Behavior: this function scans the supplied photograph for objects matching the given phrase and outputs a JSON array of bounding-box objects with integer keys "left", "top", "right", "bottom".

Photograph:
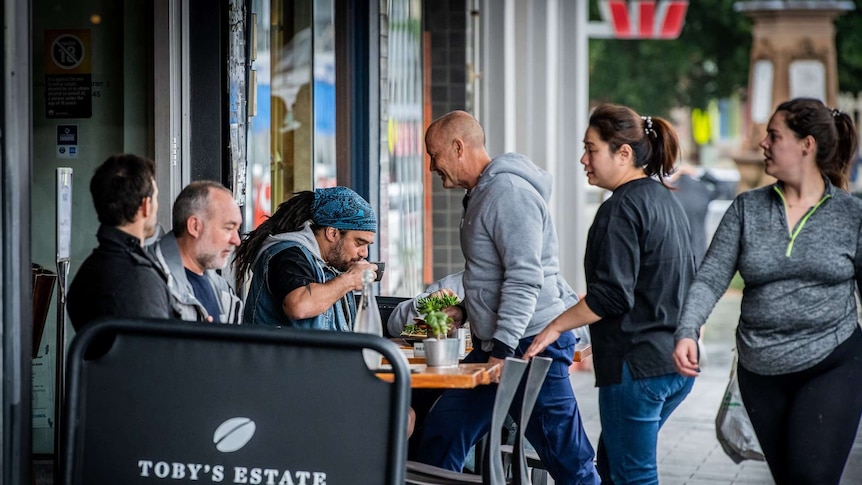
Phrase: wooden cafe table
[
  {"left": 377, "top": 338, "right": 592, "bottom": 389},
  {"left": 375, "top": 337, "right": 497, "bottom": 388},
  {"left": 376, "top": 361, "right": 501, "bottom": 389},
  {"left": 382, "top": 338, "right": 591, "bottom": 364}
]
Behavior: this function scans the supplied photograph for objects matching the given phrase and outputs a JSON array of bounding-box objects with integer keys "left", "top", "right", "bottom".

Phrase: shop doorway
[{"left": 30, "top": 0, "right": 159, "bottom": 472}]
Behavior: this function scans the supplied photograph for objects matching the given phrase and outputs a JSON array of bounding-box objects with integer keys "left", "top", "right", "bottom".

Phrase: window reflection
[
  {"left": 271, "top": 1, "right": 313, "bottom": 200},
  {"left": 246, "top": 0, "right": 335, "bottom": 232},
  {"left": 245, "top": 0, "right": 426, "bottom": 297},
  {"left": 246, "top": 0, "right": 272, "bottom": 229},
  {"left": 313, "top": 0, "right": 336, "bottom": 188},
  {"left": 384, "top": 0, "right": 424, "bottom": 296}
]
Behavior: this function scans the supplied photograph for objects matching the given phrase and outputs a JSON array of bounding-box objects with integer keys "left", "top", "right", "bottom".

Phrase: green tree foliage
[
  {"left": 588, "top": 0, "right": 862, "bottom": 116},
  {"left": 589, "top": 0, "right": 751, "bottom": 116},
  {"left": 836, "top": 0, "right": 862, "bottom": 94}
]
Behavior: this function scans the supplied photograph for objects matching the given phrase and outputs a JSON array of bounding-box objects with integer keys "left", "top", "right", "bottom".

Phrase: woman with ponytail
[
  {"left": 525, "top": 103, "right": 697, "bottom": 484},
  {"left": 672, "top": 98, "right": 862, "bottom": 484}
]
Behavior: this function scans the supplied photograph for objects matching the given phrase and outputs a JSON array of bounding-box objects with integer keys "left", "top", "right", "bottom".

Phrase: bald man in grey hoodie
[{"left": 416, "top": 110, "right": 599, "bottom": 484}]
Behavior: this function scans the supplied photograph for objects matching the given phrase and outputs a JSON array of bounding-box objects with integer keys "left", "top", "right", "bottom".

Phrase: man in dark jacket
[{"left": 68, "top": 153, "right": 175, "bottom": 331}]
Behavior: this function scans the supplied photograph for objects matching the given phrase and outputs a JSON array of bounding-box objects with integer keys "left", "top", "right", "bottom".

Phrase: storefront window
[
  {"left": 383, "top": 0, "right": 424, "bottom": 296},
  {"left": 246, "top": 0, "right": 425, "bottom": 295},
  {"left": 246, "top": 0, "right": 273, "bottom": 227},
  {"left": 313, "top": 0, "right": 336, "bottom": 188},
  {"left": 246, "top": 0, "right": 336, "bottom": 230}
]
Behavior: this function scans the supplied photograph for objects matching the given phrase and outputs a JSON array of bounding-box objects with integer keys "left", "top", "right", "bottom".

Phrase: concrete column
[{"left": 476, "top": 0, "right": 588, "bottom": 291}]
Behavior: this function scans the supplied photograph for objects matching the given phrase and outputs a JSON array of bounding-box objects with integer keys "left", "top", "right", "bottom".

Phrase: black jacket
[
  {"left": 68, "top": 225, "right": 174, "bottom": 331},
  {"left": 584, "top": 178, "right": 696, "bottom": 386}
]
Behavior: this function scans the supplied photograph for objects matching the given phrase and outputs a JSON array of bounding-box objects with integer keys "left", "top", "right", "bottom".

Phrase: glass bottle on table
[{"left": 354, "top": 268, "right": 382, "bottom": 369}]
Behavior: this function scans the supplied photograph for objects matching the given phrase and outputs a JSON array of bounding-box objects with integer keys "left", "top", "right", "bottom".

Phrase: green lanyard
[{"left": 773, "top": 186, "right": 831, "bottom": 257}]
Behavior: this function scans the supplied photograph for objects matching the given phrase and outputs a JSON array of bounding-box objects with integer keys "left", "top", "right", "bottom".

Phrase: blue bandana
[{"left": 312, "top": 186, "right": 377, "bottom": 232}]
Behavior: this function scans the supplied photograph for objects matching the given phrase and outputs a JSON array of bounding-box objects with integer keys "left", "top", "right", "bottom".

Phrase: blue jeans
[
  {"left": 416, "top": 332, "right": 600, "bottom": 485},
  {"left": 596, "top": 362, "right": 694, "bottom": 485}
]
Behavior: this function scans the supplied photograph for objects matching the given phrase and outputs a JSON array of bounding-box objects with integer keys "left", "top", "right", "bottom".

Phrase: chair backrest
[
  {"left": 377, "top": 296, "right": 411, "bottom": 336},
  {"left": 511, "top": 356, "right": 552, "bottom": 484},
  {"left": 404, "top": 357, "right": 532, "bottom": 485},
  {"left": 482, "top": 357, "right": 529, "bottom": 485},
  {"left": 62, "top": 318, "right": 411, "bottom": 485}
]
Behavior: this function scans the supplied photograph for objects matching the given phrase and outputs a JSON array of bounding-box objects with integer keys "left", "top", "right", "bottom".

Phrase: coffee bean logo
[{"left": 213, "top": 417, "right": 256, "bottom": 452}]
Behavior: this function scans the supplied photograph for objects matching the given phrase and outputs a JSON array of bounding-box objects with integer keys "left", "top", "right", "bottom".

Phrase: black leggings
[{"left": 737, "top": 326, "right": 862, "bottom": 485}]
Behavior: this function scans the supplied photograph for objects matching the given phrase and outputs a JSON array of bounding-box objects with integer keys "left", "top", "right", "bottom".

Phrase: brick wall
[{"left": 424, "top": 0, "right": 468, "bottom": 282}]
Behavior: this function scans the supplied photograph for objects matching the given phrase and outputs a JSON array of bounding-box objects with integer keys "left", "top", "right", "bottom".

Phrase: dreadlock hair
[{"left": 233, "top": 190, "right": 317, "bottom": 285}]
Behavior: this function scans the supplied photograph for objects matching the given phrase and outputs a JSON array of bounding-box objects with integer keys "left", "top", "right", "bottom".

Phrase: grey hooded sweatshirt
[
  {"left": 461, "top": 152, "right": 571, "bottom": 356},
  {"left": 149, "top": 232, "right": 243, "bottom": 323}
]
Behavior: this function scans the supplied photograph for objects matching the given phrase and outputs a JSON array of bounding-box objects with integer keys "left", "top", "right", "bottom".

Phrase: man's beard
[
  {"left": 196, "top": 251, "right": 224, "bottom": 272},
  {"left": 195, "top": 244, "right": 230, "bottom": 270},
  {"left": 325, "top": 238, "right": 352, "bottom": 272}
]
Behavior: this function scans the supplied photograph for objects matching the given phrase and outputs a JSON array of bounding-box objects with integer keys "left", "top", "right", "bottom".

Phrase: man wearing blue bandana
[{"left": 233, "top": 186, "right": 379, "bottom": 330}]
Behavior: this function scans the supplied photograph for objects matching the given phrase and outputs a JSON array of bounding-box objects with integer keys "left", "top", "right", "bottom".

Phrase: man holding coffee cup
[
  {"left": 233, "top": 186, "right": 380, "bottom": 331},
  {"left": 233, "top": 187, "right": 416, "bottom": 435}
]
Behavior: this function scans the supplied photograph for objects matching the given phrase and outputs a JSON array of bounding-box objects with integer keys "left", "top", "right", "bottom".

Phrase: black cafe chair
[
  {"left": 502, "top": 356, "right": 553, "bottom": 484},
  {"left": 61, "top": 318, "right": 411, "bottom": 485},
  {"left": 404, "top": 356, "right": 551, "bottom": 485},
  {"left": 502, "top": 447, "right": 551, "bottom": 485}
]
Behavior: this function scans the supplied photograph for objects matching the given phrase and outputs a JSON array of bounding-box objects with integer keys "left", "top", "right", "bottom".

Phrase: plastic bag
[{"left": 715, "top": 352, "right": 765, "bottom": 463}]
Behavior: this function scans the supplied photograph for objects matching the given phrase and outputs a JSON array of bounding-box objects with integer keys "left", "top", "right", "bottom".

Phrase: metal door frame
[
  {"left": 154, "top": 0, "right": 190, "bottom": 230},
  {"left": 2, "top": 0, "right": 33, "bottom": 483}
]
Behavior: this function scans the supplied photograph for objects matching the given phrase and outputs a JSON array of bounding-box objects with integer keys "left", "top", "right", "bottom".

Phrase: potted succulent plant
[{"left": 417, "top": 294, "right": 461, "bottom": 367}]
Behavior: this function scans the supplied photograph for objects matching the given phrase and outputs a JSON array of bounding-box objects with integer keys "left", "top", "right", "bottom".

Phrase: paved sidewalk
[{"left": 568, "top": 290, "right": 862, "bottom": 485}]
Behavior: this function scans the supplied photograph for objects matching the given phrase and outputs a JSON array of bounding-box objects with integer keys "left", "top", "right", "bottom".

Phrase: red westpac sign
[{"left": 599, "top": 0, "right": 688, "bottom": 39}]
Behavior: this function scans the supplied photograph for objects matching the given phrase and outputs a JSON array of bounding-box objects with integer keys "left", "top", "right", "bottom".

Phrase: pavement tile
[{"left": 661, "top": 474, "right": 742, "bottom": 485}]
